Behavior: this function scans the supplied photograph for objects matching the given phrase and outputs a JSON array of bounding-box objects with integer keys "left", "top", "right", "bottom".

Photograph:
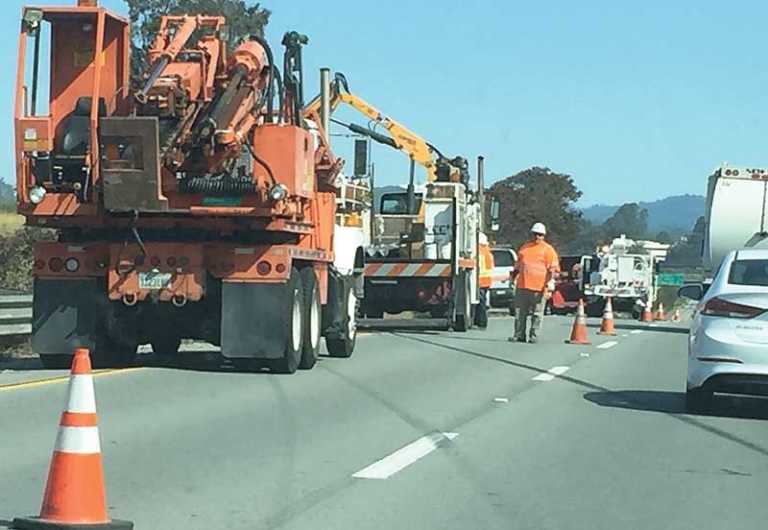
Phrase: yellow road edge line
[{"left": 0, "top": 367, "right": 145, "bottom": 392}]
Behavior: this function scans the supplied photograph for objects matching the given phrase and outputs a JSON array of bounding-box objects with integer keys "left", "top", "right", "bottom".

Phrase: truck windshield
[
  {"left": 728, "top": 259, "right": 768, "bottom": 286},
  {"left": 380, "top": 193, "right": 422, "bottom": 215},
  {"left": 491, "top": 250, "right": 514, "bottom": 267}
]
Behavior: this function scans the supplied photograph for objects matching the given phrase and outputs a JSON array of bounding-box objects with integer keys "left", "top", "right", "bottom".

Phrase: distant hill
[{"left": 581, "top": 194, "right": 705, "bottom": 232}]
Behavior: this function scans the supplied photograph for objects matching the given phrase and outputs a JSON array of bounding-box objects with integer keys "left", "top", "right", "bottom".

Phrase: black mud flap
[
  {"left": 32, "top": 278, "right": 105, "bottom": 355},
  {"left": 220, "top": 281, "right": 287, "bottom": 359},
  {"left": 321, "top": 270, "right": 347, "bottom": 340}
]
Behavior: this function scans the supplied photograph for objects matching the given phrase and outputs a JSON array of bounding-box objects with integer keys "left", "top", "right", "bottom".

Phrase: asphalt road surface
[{"left": 2, "top": 315, "right": 767, "bottom": 529}]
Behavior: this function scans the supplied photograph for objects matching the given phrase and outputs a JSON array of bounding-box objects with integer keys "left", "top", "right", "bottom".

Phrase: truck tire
[
  {"left": 453, "top": 273, "right": 472, "bottom": 332},
  {"left": 272, "top": 268, "right": 304, "bottom": 374},
  {"left": 39, "top": 354, "right": 74, "bottom": 369},
  {"left": 326, "top": 279, "right": 357, "bottom": 358},
  {"left": 299, "top": 267, "right": 321, "bottom": 370},
  {"left": 151, "top": 334, "right": 181, "bottom": 357}
]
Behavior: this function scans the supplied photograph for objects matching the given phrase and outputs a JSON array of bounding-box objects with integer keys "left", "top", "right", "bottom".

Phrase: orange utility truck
[{"left": 15, "top": 1, "right": 365, "bottom": 372}]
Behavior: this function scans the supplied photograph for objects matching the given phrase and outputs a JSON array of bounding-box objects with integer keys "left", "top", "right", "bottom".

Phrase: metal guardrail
[{"left": 0, "top": 293, "right": 32, "bottom": 338}]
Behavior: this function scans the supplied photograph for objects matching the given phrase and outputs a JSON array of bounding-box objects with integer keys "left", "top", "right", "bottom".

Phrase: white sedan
[{"left": 679, "top": 249, "right": 768, "bottom": 412}]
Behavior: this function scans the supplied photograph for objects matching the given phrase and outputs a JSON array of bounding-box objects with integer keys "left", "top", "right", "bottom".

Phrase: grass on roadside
[{"left": 0, "top": 212, "right": 24, "bottom": 236}]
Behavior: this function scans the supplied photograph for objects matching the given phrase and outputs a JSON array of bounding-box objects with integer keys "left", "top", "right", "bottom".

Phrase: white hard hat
[
  {"left": 478, "top": 232, "right": 488, "bottom": 245},
  {"left": 531, "top": 222, "right": 546, "bottom": 235}
]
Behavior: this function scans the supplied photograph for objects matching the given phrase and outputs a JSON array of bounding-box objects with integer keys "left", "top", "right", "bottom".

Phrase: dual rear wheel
[{"left": 273, "top": 267, "right": 355, "bottom": 373}]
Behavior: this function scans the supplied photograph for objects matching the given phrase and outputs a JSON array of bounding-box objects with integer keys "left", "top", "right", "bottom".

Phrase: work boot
[
  {"left": 528, "top": 335, "right": 538, "bottom": 344},
  {"left": 508, "top": 336, "right": 526, "bottom": 343}
]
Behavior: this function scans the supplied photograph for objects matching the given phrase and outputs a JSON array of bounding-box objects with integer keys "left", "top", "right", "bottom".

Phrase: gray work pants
[{"left": 514, "top": 288, "right": 546, "bottom": 340}]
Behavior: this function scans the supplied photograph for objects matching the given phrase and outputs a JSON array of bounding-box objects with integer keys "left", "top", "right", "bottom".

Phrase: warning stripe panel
[{"left": 365, "top": 263, "right": 451, "bottom": 277}]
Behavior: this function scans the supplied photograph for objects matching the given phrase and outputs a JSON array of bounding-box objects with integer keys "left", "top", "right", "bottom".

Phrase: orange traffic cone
[
  {"left": 566, "top": 300, "right": 591, "bottom": 345},
  {"left": 671, "top": 308, "right": 681, "bottom": 322},
  {"left": 655, "top": 302, "right": 666, "bottom": 321},
  {"left": 641, "top": 303, "right": 654, "bottom": 323},
  {"left": 13, "top": 348, "right": 133, "bottom": 530},
  {"left": 598, "top": 297, "right": 616, "bottom": 336}
]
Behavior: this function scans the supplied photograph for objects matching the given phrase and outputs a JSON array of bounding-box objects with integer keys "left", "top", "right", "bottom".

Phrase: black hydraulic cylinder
[
  {"left": 407, "top": 158, "right": 416, "bottom": 214},
  {"left": 135, "top": 56, "right": 170, "bottom": 103},
  {"left": 346, "top": 123, "right": 398, "bottom": 149}
]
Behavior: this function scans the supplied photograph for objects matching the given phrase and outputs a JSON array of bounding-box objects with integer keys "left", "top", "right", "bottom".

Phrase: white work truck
[{"left": 580, "top": 235, "right": 658, "bottom": 317}]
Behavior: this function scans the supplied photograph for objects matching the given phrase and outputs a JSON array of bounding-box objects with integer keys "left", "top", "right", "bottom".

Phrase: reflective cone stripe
[
  {"left": 655, "top": 302, "right": 666, "bottom": 321},
  {"left": 38, "top": 348, "right": 110, "bottom": 525},
  {"left": 567, "top": 300, "right": 591, "bottom": 345},
  {"left": 672, "top": 309, "right": 681, "bottom": 322},
  {"left": 598, "top": 297, "right": 616, "bottom": 335}
]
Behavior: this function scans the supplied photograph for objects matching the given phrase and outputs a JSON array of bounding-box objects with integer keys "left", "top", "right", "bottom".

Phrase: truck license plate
[{"left": 139, "top": 272, "right": 172, "bottom": 290}]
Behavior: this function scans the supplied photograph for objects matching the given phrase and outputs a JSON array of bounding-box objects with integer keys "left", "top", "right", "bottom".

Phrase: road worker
[
  {"left": 509, "top": 222, "right": 560, "bottom": 343},
  {"left": 475, "top": 232, "right": 494, "bottom": 328}
]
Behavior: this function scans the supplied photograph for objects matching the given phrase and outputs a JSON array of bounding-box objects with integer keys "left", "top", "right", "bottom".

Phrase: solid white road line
[
  {"left": 630, "top": 330, "right": 644, "bottom": 335},
  {"left": 353, "top": 432, "right": 459, "bottom": 480},
  {"left": 597, "top": 341, "right": 618, "bottom": 349},
  {"left": 532, "top": 366, "right": 570, "bottom": 382}
]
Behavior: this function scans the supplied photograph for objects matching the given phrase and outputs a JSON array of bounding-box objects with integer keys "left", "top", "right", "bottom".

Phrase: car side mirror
[{"left": 678, "top": 284, "right": 703, "bottom": 301}]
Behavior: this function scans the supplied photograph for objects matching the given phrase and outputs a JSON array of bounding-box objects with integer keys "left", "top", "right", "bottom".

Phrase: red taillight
[
  {"left": 256, "top": 261, "right": 272, "bottom": 276},
  {"left": 166, "top": 256, "right": 177, "bottom": 268},
  {"left": 49, "top": 257, "right": 63, "bottom": 272},
  {"left": 275, "top": 263, "right": 286, "bottom": 274},
  {"left": 702, "top": 297, "right": 764, "bottom": 319},
  {"left": 34, "top": 259, "right": 45, "bottom": 270}
]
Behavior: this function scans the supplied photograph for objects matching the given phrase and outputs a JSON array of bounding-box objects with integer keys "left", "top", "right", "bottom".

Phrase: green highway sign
[{"left": 657, "top": 273, "right": 685, "bottom": 286}]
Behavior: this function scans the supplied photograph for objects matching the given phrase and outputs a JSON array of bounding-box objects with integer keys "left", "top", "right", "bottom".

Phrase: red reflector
[
  {"left": 49, "top": 257, "right": 63, "bottom": 272},
  {"left": 256, "top": 261, "right": 272, "bottom": 275},
  {"left": 34, "top": 259, "right": 45, "bottom": 270},
  {"left": 275, "top": 263, "right": 286, "bottom": 273},
  {"left": 166, "top": 256, "right": 177, "bottom": 267},
  {"left": 702, "top": 297, "right": 764, "bottom": 318}
]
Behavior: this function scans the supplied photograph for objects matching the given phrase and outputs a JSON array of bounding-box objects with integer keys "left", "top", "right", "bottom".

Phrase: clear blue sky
[{"left": 3, "top": 0, "right": 768, "bottom": 206}]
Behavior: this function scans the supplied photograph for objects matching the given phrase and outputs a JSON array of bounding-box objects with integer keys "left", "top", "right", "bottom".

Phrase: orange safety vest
[
  {"left": 515, "top": 240, "right": 559, "bottom": 292},
  {"left": 479, "top": 243, "right": 494, "bottom": 289}
]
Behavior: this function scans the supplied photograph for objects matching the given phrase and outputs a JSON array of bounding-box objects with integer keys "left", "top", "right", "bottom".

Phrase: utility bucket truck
[
  {"left": 14, "top": 1, "right": 367, "bottom": 371},
  {"left": 580, "top": 236, "right": 658, "bottom": 317},
  {"left": 306, "top": 74, "right": 499, "bottom": 331}
]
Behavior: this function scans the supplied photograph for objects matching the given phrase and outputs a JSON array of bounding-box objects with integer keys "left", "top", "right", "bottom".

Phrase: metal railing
[{"left": 0, "top": 292, "right": 32, "bottom": 338}]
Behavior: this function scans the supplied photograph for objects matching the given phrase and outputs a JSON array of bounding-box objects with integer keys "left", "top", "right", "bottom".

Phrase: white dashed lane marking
[
  {"left": 353, "top": 432, "right": 459, "bottom": 480},
  {"left": 532, "top": 366, "right": 570, "bottom": 382},
  {"left": 597, "top": 341, "right": 618, "bottom": 349}
]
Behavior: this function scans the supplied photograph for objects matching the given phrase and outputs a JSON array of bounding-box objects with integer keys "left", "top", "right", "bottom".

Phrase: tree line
[{"left": 488, "top": 166, "right": 703, "bottom": 264}]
